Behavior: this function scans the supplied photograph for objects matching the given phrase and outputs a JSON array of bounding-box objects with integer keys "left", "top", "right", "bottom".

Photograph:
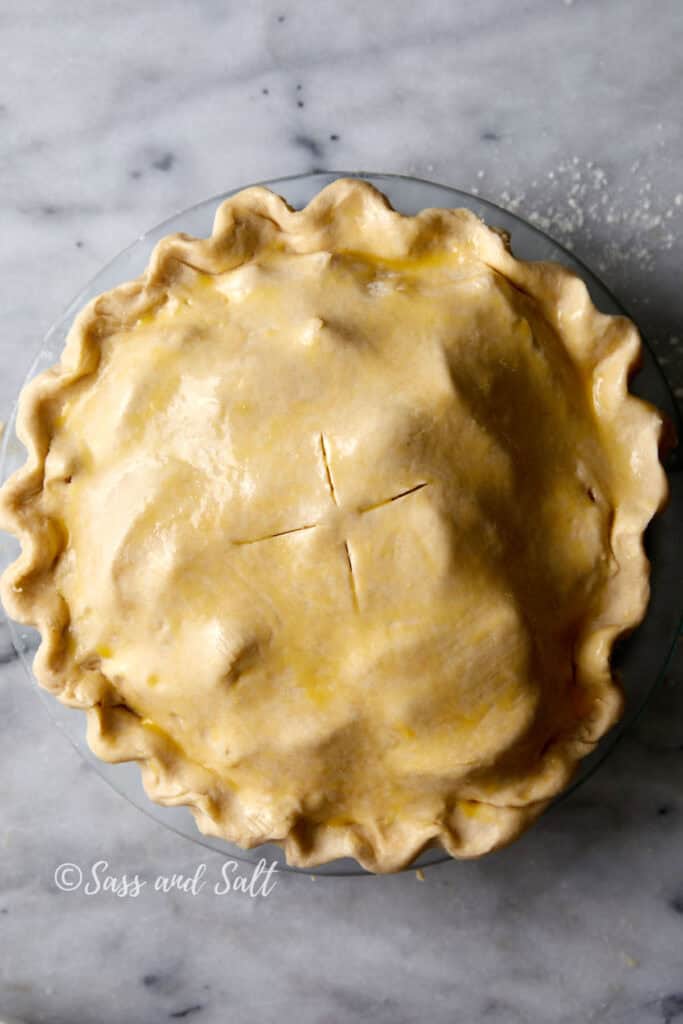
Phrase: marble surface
[{"left": 1, "top": 1, "right": 682, "bottom": 1022}]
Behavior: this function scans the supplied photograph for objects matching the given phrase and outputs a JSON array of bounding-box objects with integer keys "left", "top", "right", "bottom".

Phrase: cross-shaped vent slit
[{"left": 230, "top": 430, "right": 430, "bottom": 612}]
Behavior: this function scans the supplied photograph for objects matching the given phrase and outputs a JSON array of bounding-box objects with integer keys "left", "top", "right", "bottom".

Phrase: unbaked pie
[{"left": 0, "top": 179, "right": 667, "bottom": 872}]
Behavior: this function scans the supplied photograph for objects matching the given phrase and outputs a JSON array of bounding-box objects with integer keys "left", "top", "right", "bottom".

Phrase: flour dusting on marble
[{"left": 473, "top": 156, "right": 681, "bottom": 275}]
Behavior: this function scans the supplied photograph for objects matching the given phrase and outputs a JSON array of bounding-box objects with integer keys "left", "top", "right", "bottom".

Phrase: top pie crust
[{"left": 0, "top": 179, "right": 668, "bottom": 872}]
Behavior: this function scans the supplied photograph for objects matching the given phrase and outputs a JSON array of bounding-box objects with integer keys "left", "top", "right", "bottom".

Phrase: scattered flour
[{"left": 476, "top": 156, "right": 680, "bottom": 275}]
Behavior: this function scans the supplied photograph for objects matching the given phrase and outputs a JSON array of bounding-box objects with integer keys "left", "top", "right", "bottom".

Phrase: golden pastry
[{"left": 0, "top": 179, "right": 667, "bottom": 872}]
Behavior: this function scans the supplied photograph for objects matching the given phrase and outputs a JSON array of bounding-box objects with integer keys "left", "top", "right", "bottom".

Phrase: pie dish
[{"left": 0, "top": 177, "right": 668, "bottom": 873}]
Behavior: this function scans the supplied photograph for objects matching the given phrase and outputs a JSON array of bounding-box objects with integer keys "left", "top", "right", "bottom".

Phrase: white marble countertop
[{"left": 1, "top": 2, "right": 682, "bottom": 1022}]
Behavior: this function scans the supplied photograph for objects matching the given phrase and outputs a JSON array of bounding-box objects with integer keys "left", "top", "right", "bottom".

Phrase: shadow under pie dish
[{"left": 0, "top": 178, "right": 668, "bottom": 873}]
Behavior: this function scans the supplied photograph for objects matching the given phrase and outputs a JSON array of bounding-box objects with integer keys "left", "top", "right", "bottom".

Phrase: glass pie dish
[{"left": 1, "top": 171, "right": 681, "bottom": 876}]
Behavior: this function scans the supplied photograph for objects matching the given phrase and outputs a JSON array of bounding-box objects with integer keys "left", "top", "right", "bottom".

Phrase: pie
[{"left": 0, "top": 178, "right": 667, "bottom": 872}]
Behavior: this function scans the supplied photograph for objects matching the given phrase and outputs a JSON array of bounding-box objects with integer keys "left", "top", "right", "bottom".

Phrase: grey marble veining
[{"left": 0, "top": 2, "right": 682, "bottom": 1022}]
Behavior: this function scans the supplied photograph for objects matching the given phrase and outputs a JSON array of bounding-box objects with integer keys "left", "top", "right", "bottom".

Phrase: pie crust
[{"left": 0, "top": 179, "right": 668, "bottom": 872}]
